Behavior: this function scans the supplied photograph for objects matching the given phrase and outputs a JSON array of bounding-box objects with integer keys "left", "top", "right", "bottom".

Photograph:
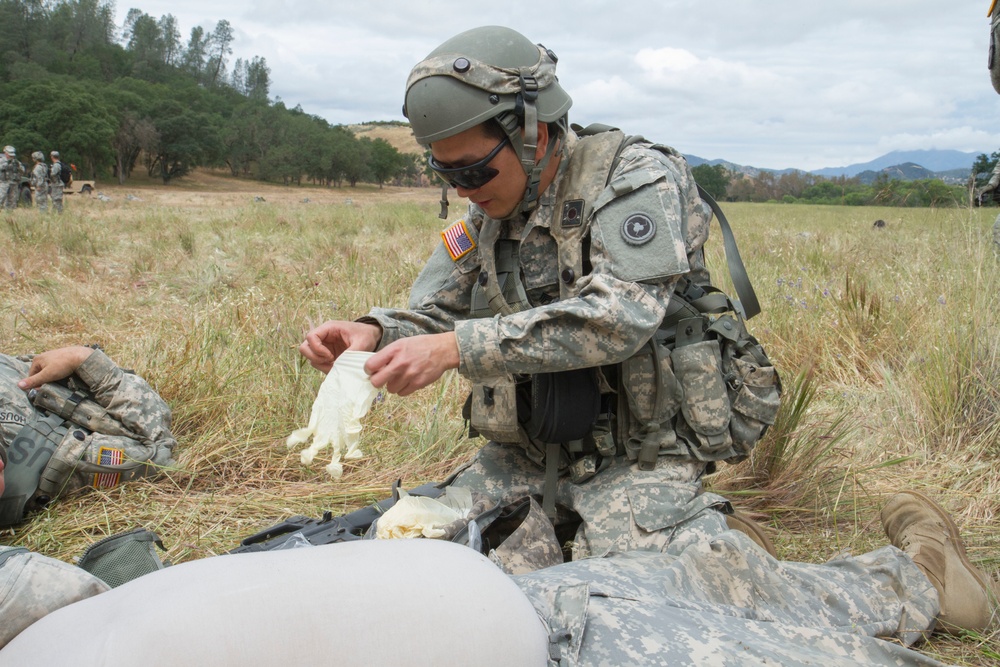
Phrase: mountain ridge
[{"left": 685, "top": 148, "right": 986, "bottom": 181}]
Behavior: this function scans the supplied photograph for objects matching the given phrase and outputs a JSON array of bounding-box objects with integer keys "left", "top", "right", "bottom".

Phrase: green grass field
[{"left": 2, "top": 175, "right": 998, "bottom": 664}]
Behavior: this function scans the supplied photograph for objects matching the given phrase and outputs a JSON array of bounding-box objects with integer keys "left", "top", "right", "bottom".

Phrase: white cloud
[{"left": 116, "top": 0, "right": 1000, "bottom": 171}]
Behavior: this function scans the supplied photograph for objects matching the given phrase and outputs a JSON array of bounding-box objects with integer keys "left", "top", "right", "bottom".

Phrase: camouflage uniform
[
  {"left": 0, "top": 349, "right": 177, "bottom": 524},
  {"left": 363, "top": 128, "right": 943, "bottom": 653},
  {"left": 514, "top": 537, "right": 944, "bottom": 666},
  {"left": 367, "top": 131, "right": 741, "bottom": 556},
  {"left": 29, "top": 159, "right": 49, "bottom": 212},
  {"left": 48, "top": 159, "right": 64, "bottom": 213},
  {"left": 991, "top": 0, "right": 1000, "bottom": 94},
  {"left": 976, "top": 163, "right": 1000, "bottom": 251},
  {"left": 0, "top": 546, "right": 108, "bottom": 649},
  {"left": 0, "top": 153, "right": 18, "bottom": 211}
]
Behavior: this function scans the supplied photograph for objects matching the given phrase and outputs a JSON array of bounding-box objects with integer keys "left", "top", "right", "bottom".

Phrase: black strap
[
  {"left": 696, "top": 185, "right": 761, "bottom": 320},
  {"left": 542, "top": 442, "right": 561, "bottom": 520}
]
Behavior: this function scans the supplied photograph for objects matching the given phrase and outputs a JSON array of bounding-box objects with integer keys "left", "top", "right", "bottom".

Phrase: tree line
[
  {"left": 692, "top": 153, "right": 999, "bottom": 208},
  {"left": 0, "top": 0, "right": 420, "bottom": 187}
]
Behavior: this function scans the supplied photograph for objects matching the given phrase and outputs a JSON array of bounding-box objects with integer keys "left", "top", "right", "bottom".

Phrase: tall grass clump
[{"left": 708, "top": 364, "right": 857, "bottom": 527}]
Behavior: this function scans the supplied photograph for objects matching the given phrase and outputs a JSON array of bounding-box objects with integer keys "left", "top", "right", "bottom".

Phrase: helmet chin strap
[{"left": 495, "top": 71, "right": 565, "bottom": 218}]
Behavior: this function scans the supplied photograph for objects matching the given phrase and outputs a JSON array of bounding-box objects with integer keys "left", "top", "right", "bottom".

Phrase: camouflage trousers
[
  {"left": 0, "top": 182, "right": 14, "bottom": 211},
  {"left": 447, "top": 441, "right": 728, "bottom": 560},
  {"left": 34, "top": 186, "right": 49, "bottom": 213},
  {"left": 450, "top": 443, "right": 940, "bottom": 664},
  {"left": 993, "top": 213, "right": 1000, "bottom": 251},
  {"left": 49, "top": 183, "right": 63, "bottom": 213},
  {"left": 515, "top": 540, "right": 942, "bottom": 666}
]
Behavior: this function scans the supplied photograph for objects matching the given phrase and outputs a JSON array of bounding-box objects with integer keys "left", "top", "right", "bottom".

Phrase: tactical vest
[
  {"left": 0, "top": 157, "right": 17, "bottom": 183},
  {"left": 466, "top": 127, "right": 781, "bottom": 484},
  {"left": 0, "top": 381, "right": 165, "bottom": 528}
]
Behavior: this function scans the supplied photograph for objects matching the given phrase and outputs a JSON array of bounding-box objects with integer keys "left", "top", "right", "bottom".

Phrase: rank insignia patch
[{"left": 441, "top": 219, "right": 476, "bottom": 261}]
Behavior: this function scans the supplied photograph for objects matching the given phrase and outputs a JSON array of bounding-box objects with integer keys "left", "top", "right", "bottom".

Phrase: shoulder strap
[
  {"left": 695, "top": 186, "right": 761, "bottom": 319},
  {"left": 551, "top": 129, "right": 625, "bottom": 300}
]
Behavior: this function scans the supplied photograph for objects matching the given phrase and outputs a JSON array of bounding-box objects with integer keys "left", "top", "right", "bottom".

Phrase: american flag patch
[
  {"left": 441, "top": 219, "right": 476, "bottom": 261},
  {"left": 93, "top": 447, "right": 123, "bottom": 489}
]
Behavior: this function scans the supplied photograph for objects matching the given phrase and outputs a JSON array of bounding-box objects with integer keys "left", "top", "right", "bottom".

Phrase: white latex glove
[
  {"left": 375, "top": 487, "right": 474, "bottom": 540},
  {"left": 287, "top": 351, "right": 379, "bottom": 478}
]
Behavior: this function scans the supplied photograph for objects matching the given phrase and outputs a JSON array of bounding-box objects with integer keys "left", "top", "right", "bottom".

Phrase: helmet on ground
[
  {"left": 404, "top": 26, "right": 573, "bottom": 214},
  {"left": 3, "top": 146, "right": 14, "bottom": 156},
  {"left": 32, "top": 151, "right": 44, "bottom": 161}
]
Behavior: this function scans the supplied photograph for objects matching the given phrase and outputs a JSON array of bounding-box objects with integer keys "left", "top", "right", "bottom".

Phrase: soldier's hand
[
  {"left": 364, "top": 332, "right": 460, "bottom": 396},
  {"left": 300, "top": 321, "right": 382, "bottom": 373},
  {"left": 19, "top": 345, "right": 95, "bottom": 390}
]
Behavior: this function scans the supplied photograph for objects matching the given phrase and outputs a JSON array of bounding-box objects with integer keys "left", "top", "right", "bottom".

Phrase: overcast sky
[{"left": 117, "top": 0, "right": 1000, "bottom": 171}]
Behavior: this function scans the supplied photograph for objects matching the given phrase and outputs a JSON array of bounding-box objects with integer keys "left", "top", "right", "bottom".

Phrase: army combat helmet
[{"left": 403, "top": 26, "right": 572, "bottom": 215}]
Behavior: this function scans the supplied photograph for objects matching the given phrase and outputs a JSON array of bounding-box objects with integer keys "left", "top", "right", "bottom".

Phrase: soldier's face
[{"left": 431, "top": 124, "right": 533, "bottom": 219}]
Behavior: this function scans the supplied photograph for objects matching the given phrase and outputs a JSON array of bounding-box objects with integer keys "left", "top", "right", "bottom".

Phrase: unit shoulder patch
[{"left": 593, "top": 178, "right": 689, "bottom": 282}]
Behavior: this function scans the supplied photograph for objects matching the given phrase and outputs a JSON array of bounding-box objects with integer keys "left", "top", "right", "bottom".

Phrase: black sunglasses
[{"left": 428, "top": 136, "right": 510, "bottom": 189}]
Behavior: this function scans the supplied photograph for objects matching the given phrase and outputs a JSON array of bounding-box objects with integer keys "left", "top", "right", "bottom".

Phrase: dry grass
[{"left": 1, "top": 175, "right": 999, "bottom": 664}]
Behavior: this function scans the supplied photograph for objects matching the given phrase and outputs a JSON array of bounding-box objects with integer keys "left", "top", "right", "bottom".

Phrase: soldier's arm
[{"left": 72, "top": 350, "right": 176, "bottom": 456}]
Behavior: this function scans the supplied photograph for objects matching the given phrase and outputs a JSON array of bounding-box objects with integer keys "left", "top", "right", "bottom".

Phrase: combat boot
[
  {"left": 725, "top": 510, "right": 778, "bottom": 558},
  {"left": 881, "top": 490, "right": 998, "bottom": 634}
]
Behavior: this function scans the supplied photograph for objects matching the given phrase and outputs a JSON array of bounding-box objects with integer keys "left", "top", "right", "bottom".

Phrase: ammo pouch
[
  {"left": 620, "top": 282, "right": 781, "bottom": 470},
  {"left": 523, "top": 368, "right": 601, "bottom": 444},
  {"left": 76, "top": 527, "right": 168, "bottom": 588},
  {"left": 467, "top": 368, "right": 601, "bottom": 448}
]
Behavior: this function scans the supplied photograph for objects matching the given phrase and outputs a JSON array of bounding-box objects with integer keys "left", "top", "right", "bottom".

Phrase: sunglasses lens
[
  {"left": 437, "top": 167, "right": 499, "bottom": 190},
  {"left": 429, "top": 136, "right": 508, "bottom": 190}
]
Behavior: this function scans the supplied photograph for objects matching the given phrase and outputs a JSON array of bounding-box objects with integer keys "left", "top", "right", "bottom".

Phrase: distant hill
[
  {"left": 349, "top": 123, "right": 423, "bottom": 155},
  {"left": 808, "top": 149, "right": 982, "bottom": 178},
  {"left": 686, "top": 149, "right": 983, "bottom": 184}
]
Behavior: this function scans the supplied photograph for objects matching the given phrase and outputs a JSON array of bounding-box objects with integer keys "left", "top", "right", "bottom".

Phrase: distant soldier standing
[
  {"left": 30, "top": 151, "right": 49, "bottom": 212},
  {"left": 0, "top": 146, "right": 19, "bottom": 211},
  {"left": 49, "top": 151, "right": 65, "bottom": 214}
]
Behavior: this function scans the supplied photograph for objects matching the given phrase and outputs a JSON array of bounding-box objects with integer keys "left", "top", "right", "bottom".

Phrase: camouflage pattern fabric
[
  {"left": 30, "top": 162, "right": 49, "bottom": 212},
  {"left": 993, "top": 213, "right": 1000, "bottom": 251},
  {"left": 366, "top": 131, "right": 708, "bottom": 381},
  {"left": 0, "top": 546, "right": 109, "bottom": 649},
  {"left": 980, "top": 161, "right": 1000, "bottom": 200},
  {"left": 0, "top": 349, "right": 176, "bottom": 505},
  {"left": 48, "top": 162, "right": 63, "bottom": 213},
  {"left": 361, "top": 125, "right": 942, "bottom": 661},
  {"left": 0, "top": 155, "right": 17, "bottom": 211},
  {"left": 991, "top": 0, "right": 1000, "bottom": 94},
  {"left": 448, "top": 441, "right": 724, "bottom": 560},
  {"left": 513, "top": 538, "right": 942, "bottom": 666}
]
